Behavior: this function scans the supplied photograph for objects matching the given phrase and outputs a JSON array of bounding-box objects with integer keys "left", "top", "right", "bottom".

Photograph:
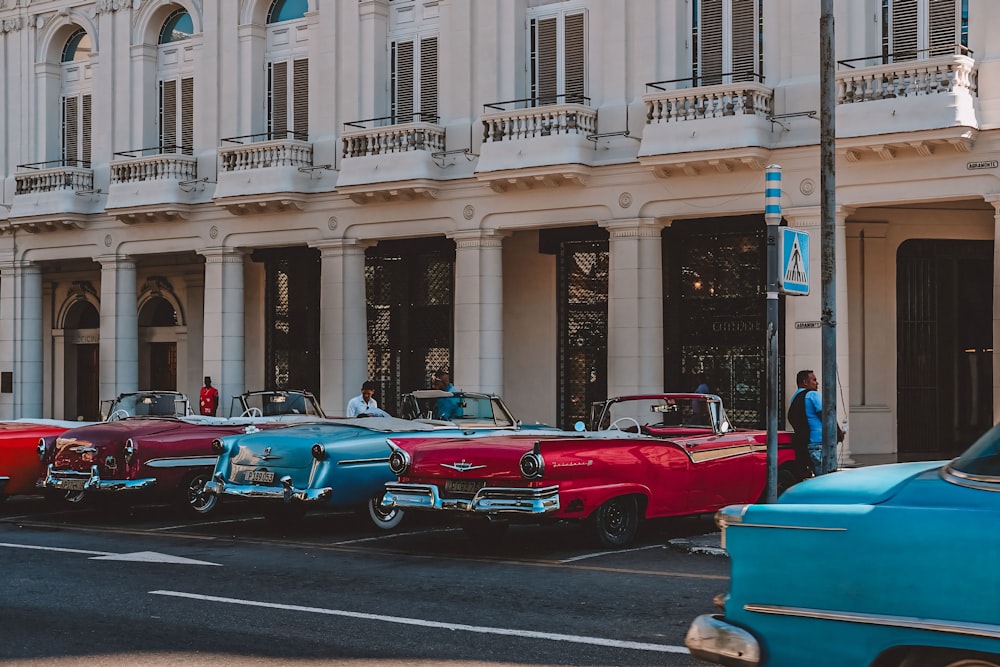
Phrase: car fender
[{"left": 558, "top": 482, "right": 651, "bottom": 519}]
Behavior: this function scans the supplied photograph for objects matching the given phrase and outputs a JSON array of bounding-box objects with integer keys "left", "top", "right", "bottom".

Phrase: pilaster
[
  {"left": 97, "top": 255, "right": 139, "bottom": 401},
  {"left": 199, "top": 248, "right": 246, "bottom": 411}
]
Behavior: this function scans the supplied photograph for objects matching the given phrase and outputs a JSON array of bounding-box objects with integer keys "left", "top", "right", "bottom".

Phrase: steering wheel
[
  {"left": 609, "top": 417, "right": 641, "bottom": 432},
  {"left": 240, "top": 407, "right": 263, "bottom": 418},
  {"left": 108, "top": 409, "right": 130, "bottom": 421}
]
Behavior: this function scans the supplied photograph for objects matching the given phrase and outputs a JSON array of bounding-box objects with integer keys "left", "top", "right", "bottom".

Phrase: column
[
  {"left": 988, "top": 196, "right": 1000, "bottom": 422},
  {"left": 0, "top": 261, "right": 44, "bottom": 418},
  {"left": 450, "top": 230, "right": 507, "bottom": 394},
  {"left": 600, "top": 218, "right": 665, "bottom": 397},
  {"left": 201, "top": 248, "right": 246, "bottom": 413},
  {"left": 97, "top": 255, "right": 139, "bottom": 401},
  {"left": 313, "top": 239, "right": 369, "bottom": 416},
  {"left": 0, "top": 256, "right": 15, "bottom": 420},
  {"left": 783, "top": 207, "right": 853, "bottom": 464}
]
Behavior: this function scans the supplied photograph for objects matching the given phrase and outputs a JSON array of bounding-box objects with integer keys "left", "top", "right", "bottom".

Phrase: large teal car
[{"left": 686, "top": 423, "right": 1000, "bottom": 667}]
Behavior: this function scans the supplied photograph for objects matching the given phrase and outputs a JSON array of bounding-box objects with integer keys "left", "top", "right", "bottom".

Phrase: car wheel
[
  {"left": 900, "top": 650, "right": 1000, "bottom": 667},
  {"left": 462, "top": 518, "right": 509, "bottom": 542},
  {"left": 590, "top": 495, "right": 639, "bottom": 548},
  {"left": 367, "top": 495, "right": 404, "bottom": 530},
  {"left": 183, "top": 472, "right": 219, "bottom": 516}
]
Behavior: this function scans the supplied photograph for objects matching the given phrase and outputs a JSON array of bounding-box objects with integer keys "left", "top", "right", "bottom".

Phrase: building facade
[{"left": 1, "top": 0, "right": 996, "bottom": 465}]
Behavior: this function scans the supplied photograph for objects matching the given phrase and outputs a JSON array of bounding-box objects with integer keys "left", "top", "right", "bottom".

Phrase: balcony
[
  {"left": 476, "top": 95, "right": 596, "bottom": 192},
  {"left": 638, "top": 75, "right": 774, "bottom": 178},
  {"left": 105, "top": 146, "right": 201, "bottom": 224},
  {"left": 337, "top": 114, "right": 447, "bottom": 204},
  {"left": 214, "top": 132, "right": 325, "bottom": 214},
  {"left": 836, "top": 46, "right": 979, "bottom": 161},
  {"left": 8, "top": 160, "right": 100, "bottom": 232}
]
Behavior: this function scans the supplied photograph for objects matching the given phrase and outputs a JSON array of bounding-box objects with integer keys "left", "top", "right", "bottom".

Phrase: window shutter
[
  {"left": 392, "top": 40, "right": 415, "bottom": 122},
  {"left": 181, "top": 77, "right": 194, "bottom": 154},
  {"left": 293, "top": 58, "right": 308, "bottom": 138},
  {"left": 731, "top": 0, "right": 756, "bottom": 82},
  {"left": 564, "top": 12, "right": 585, "bottom": 103},
  {"left": 419, "top": 36, "right": 438, "bottom": 122},
  {"left": 82, "top": 94, "right": 91, "bottom": 166},
  {"left": 699, "top": 0, "right": 724, "bottom": 85},
  {"left": 160, "top": 79, "right": 177, "bottom": 150},
  {"left": 928, "top": 0, "right": 956, "bottom": 56},
  {"left": 63, "top": 96, "right": 78, "bottom": 165},
  {"left": 891, "top": 0, "right": 919, "bottom": 61},
  {"left": 531, "top": 17, "right": 558, "bottom": 105},
  {"left": 269, "top": 60, "right": 288, "bottom": 138}
]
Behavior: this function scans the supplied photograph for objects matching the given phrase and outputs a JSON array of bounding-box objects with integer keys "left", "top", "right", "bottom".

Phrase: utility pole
[
  {"left": 764, "top": 165, "right": 782, "bottom": 502},
  {"left": 820, "top": 0, "right": 838, "bottom": 474}
]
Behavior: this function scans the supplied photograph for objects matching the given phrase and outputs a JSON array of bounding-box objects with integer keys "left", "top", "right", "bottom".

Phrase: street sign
[{"left": 779, "top": 228, "right": 809, "bottom": 295}]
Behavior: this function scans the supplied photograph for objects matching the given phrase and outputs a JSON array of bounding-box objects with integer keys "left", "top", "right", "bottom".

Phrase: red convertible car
[
  {"left": 37, "top": 389, "right": 324, "bottom": 515},
  {"left": 0, "top": 419, "right": 95, "bottom": 501},
  {"left": 381, "top": 394, "right": 802, "bottom": 547}
]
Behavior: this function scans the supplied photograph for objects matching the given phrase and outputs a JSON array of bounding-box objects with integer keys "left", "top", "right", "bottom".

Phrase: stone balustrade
[
  {"left": 342, "top": 122, "right": 445, "bottom": 158},
  {"left": 481, "top": 103, "right": 598, "bottom": 143},
  {"left": 111, "top": 154, "right": 197, "bottom": 183},
  {"left": 643, "top": 82, "right": 773, "bottom": 124},
  {"left": 837, "top": 54, "right": 977, "bottom": 104},
  {"left": 15, "top": 166, "right": 94, "bottom": 195},
  {"left": 219, "top": 139, "right": 313, "bottom": 172}
]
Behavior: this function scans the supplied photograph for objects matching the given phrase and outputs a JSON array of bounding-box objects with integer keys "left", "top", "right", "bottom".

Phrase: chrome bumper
[
  {"left": 205, "top": 472, "right": 332, "bottom": 503},
  {"left": 685, "top": 614, "right": 760, "bottom": 667},
  {"left": 38, "top": 464, "right": 156, "bottom": 493},
  {"left": 0, "top": 476, "right": 9, "bottom": 495},
  {"left": 382, "top": 482, "right": 560, "bottom": 514}
]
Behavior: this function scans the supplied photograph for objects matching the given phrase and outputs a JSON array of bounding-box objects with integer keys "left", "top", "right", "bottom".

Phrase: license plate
[
  {"left": 245, "top": 470, "right": 275, "bottom": 484},
  {"left": 444, "top": 479, "right": 484, "bottom": 495},
  {"left": 60, "top": 479, "right": 86, "bottom": 491}
]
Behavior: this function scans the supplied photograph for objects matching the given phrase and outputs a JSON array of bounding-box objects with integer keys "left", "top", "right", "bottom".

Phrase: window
[
  {"left": 158, "top": 10, "right": 195, "bottom": 154},
  {"left": 882, "top": 0, "right": 966, "bottom": 62},
  {"left": 692, "top": 0, "right": 763, "bottom": 86},
  {"left": 528, "top": 5, "right": 586, "bottom": 106},
  {"left": 61, "top": 29, "right": 92, "bottom": 167},
  {"left": 389, "top": 0, "right": 439, "bottom": 123},
  {"left": 267, "top": 0, "right": 309, "bottom": 140}
]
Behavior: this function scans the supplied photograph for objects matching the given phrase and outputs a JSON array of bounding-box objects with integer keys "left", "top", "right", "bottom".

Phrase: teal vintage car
[{"left": 686, "top": 423, "right": 1000, "bottom": 667}]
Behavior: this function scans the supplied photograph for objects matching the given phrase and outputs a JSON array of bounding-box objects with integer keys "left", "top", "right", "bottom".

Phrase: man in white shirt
[{"left": 346, "top": 380, "right": 380, "bottom": 417}]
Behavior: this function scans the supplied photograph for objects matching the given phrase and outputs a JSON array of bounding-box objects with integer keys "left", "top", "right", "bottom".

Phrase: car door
[{"left": 684, "top": 433, "right": 759, "bottom": 513}]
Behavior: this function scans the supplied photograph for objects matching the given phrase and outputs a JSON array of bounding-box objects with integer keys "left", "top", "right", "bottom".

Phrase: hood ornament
[
  {"left": 441, "top": 460, "right": 486, "bottom": 473},
  {"left": 259, "top": 446, "right": 280, "bottom": 461}
]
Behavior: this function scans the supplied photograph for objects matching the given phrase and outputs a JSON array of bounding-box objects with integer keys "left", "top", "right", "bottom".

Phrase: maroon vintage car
[
  {"left": 37, "top": 390, "right": 325, "bottom": 515},
  {"left": 0, "top": 420, "right": 95, "bottom": 501},
  {"left": 381, "top": 394, "right": 803, "bottom": 547}
]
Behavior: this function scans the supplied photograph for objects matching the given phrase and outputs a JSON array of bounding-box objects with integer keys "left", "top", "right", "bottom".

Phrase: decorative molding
[
  {"left": 95, "top": 0, "right": 136, "bottom": 14},
  {"left": 1, "top": 16, "right": 22, "bottom": 32}
]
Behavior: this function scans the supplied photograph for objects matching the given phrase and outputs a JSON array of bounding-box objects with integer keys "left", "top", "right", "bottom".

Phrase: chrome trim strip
[
  {"left": 145, "top": 456, "right": 218, "bottom": 468},
  {"left": 728, "top": 523, "right": 847, "bottom": 532},
  {"left": 941, "top": 465, "right": 1000, "bottom": 491},
  {"left": 745, "top": 604, "right": 1000, "bottom": 640},
  {"left": 337, "top": 457, "right": 390, "bottom": 466},
  {"left": 382, "top": 482, "right": 560, "bottom": 514}
]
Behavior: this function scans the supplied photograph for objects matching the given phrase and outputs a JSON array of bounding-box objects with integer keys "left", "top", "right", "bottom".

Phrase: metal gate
[
  {"left": 366, "top": 239, "right": 454, "bottom": 415},
  {"left": 665, "top": 218, "right": 771, "bottom": 428}
]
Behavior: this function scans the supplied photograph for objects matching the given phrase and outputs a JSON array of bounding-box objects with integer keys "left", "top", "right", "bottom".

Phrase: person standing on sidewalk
[{"left": 787, "top": 369, "right": 822, "bottom": 476}]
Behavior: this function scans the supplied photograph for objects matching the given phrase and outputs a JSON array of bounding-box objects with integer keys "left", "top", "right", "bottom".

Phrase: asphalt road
[{"left": 0, "top": 496, "right": 726, "bottom": 666}]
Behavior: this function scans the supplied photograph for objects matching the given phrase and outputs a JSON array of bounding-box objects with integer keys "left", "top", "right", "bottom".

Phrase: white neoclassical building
[{"left": 1, "top": 0, "right": 997, "bottom": 465}]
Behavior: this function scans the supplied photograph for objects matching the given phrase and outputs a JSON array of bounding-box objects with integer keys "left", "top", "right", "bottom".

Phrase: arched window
[
  {"left": 159, "top": 8, "right": 194, "bottom": 44},
  {"left": 62, "top": 29, "right": 92, "bottom": 62},
  {"left": 268, "top": 0, "right": 308, "bottom": 24}
]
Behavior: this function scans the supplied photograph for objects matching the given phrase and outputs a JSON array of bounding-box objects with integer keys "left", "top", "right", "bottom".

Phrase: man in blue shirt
[
  {"left": 787, "top": 369, "right": 824, "bottom": 475},
  {"left": 431, "top": 370, "right": 461, "bottom": 420}
]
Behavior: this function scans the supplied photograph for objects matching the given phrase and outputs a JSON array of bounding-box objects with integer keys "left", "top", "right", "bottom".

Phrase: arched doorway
[
  {"left": 63, "top": 300, "right": 100, "bottom": 421},
  {"left": 139, "top": 294, "right": 180, "bottom": 391}
]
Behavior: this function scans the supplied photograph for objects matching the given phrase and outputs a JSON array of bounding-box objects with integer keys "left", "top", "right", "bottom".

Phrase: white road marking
[
  {"left": 0, "top": 542, "right": 220, "bottom": 565},
  {"left": 150, "top": 590, "right": 689, "bottom": 654},
  {"left": 558, "top": 543, "right": 665, "bottom": 563},
  {"left": 149, "top": 516, "right": 266, "bottom": 532},
  {"left": 332, "top": 526, "right": 462, "bottom": 545}
]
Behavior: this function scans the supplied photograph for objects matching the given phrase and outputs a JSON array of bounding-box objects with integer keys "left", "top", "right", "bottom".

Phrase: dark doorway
[
  {"left": 897, "top": 239, "right": 992, "bottom": 459},
  {"left": 366, "top": 238, "right": 455, "bottom": 415},
  {"left": 253, "top": 247, "right": 321, "bottom": 395},
  {"left": 76, "top": 343, "right": 100, "bottom": 421},
  {"left": 148, "top": 343, "right": 177, "bottom": 391},
  {"left": 664, "top": 216, "right": 774, "bottom": 429}
]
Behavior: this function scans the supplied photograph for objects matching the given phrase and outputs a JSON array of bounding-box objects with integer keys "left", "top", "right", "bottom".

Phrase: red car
[
  {"left": 381, "top": 394, "right": 803, "bottom": 547},
  {"left": 0, "top": 420, "right": 92, "bottom": 501}
]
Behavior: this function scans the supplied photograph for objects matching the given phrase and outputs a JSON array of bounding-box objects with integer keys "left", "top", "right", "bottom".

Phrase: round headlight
[
  {"left": 311, "top": 443, "right": 326, "bottom": 460},
  {"left": 123, "top": 438, "right": 136, "bottom": 464},
  {"left": 211, "top": 439, "right": 226, "bottom": 454},
  {"left": 388, "top": 449, "right": 411, "bottom": 476},
  {"left": 519, "top": 451, "right": 544, "bottom": 479}
]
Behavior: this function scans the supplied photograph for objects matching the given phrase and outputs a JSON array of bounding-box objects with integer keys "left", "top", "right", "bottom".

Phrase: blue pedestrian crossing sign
[{"left": 780, "top": 228, "right": 809, "bottom": 295}]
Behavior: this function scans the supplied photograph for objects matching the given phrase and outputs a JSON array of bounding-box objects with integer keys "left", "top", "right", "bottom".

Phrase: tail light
[
  {"left": 387, "top": 440, "right": 410, "bottom": 476},
  {"left": 311, "top": 443, "right": 326, "bottom": 460},
  {"left": 519, "top": 450, "right": 544, "bottom": 479},
  {"left": 123, "top": 438, "right": 136, "bottom": 464},
  {"left": 211, "top": 439, "right": 227, "bottom": 454}
]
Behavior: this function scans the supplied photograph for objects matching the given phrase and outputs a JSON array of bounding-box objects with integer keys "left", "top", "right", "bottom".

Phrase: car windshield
[
  {"left": 593, "top": 396, "right": 719, "bottom": 431},
  {"left": 948, "top": 421, "right": 1000, "bottom": 479},
  {"left": 237, "top": 391, "right": 324, "bottom": 418},
  {"left": 398, "top": 391, "right": 515, "bottom": 427},
  {"left": 104, "top": 392, "right": 187, "bottom": 418}
]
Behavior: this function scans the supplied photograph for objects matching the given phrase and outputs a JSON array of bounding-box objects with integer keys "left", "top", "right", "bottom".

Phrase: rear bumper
[
  {"left": 382, "top": 482, "right": 560, "bottom": 514},
  {"left": 0, "top": 476, "right": 9, "bottom": 495},
  {"left": 685, "top": 614, "right": 761, "bottom": 667},
  {"left": 37, "top": 464, "right": 156, "bottom": 492},
  {"left": 205, "top": 473, "right": 331, "bottom": 503}
]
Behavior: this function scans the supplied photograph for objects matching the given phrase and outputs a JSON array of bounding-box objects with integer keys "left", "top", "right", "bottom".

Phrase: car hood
[
  {"left": 397, "top": 435, "right": 543, "bottom": 479},
  {"left": 776, "top": 460, "right": 945, "bottom": 506},
  {"left": 225, "top": 422, "right": 395, "bottom": 469}
]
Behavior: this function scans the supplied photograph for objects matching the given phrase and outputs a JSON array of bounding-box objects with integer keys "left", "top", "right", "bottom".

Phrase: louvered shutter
[
  {"left": 532, "top": 17, "right": 558, "bottom": 105},
  {"left": 160, "top": 79, "right": 177, "bottom": 150},
  {"left": 269, "top": 60, "right": 288, "bottom": 138},
  {"left": 82, "top": 94, "right": 91, "bottom": 165},
  {"left": 731, "top": 0, "right": 756, "bottom": 82},
  {"left": 564, "top": 13, "right": 585, "bottom": 103},
  {"left": 293, "top": 58, "right": 308, "bottom": 138},
  {"left": 699, "top": 0, "right": 724, "bottom": 85},
  {"left": 891, "top": 0, "right": 919, "bottom": 61},
  {"left": 928, "top": 0, "right": 956, "bottom": 56},
  {"left": 63, "top": 96, "right": 78, "bottom": 165},
  {"left": 419, "top": 36, "right": 438, "bottom": 122},
  {"left": 180, "top": 77, "right": 194, "bottom": 154},
  {"left": 392, "top": 40, "right": 415, "bottom": 122}
]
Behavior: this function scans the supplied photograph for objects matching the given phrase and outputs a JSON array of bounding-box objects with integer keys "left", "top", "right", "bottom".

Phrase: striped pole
[
  {"left": 765, "top": 165, "right": 782, "bottom": 224},
  {"left": 764, "top": 165, "right": 781, "bottom": 502}
]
